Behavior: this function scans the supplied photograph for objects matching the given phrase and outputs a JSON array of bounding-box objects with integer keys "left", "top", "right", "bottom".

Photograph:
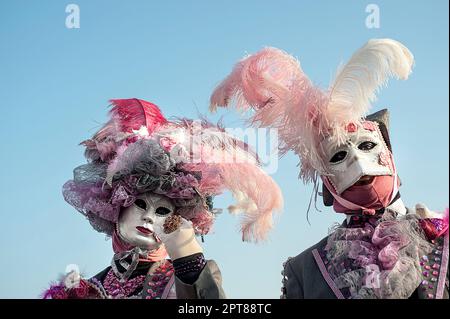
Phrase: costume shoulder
[
  {"left": 281, "top": 236, "right": 333, "bottom": 299},
  {"left": 286, "top": 236, "right": 329, "bottom": 272}
]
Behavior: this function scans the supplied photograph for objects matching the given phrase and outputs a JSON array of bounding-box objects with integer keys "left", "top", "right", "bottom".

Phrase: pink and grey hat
[{"left": 63, "top": 98, "right": 283, "bottom": 242}]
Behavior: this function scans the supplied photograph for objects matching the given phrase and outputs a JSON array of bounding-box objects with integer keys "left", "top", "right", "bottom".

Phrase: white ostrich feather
[{"left": 327, "top": 38, "right": 414, "bottom": 126}]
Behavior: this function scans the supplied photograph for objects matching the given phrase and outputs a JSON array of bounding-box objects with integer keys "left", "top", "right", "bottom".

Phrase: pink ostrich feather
[
  {"left": 219, "top": 162, "right": 283, "bottom": 242},
  {"left": 210, "top": 47, "right": 330, "bottom": 182},
  {"left": 182, "top": 162, "right": 283, "bottom": 242},
  {"left": 170, "top": 120, "right": 283, "bottom": 242},
  {"left": 109, "top": 98, "right": 168, "bottom": 135}
]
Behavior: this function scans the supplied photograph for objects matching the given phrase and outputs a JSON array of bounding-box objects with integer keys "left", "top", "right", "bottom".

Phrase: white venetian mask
[
  {"left": 319, "top": 122, "right": 393, "bottom": 195},
  {"left": 117, "top": 193, "right": 175, "bottom": 250}
]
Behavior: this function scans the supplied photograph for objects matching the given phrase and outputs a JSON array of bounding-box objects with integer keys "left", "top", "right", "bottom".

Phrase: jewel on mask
[{"left": 163, "top": 214, "right": 182, "bottom": 234}]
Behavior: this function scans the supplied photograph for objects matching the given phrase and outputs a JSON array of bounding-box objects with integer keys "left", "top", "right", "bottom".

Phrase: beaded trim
[
  {"left": 173, "top": 255, "right": 206, "bottom": 275},
  {"left": 142, "top": 260, "right": 174, "bottom": 299},
  {"left": 103, "top": 268, "right": 146, "bottom": 298},
  {"left": 436, "top": 233, "right": 449, "bottom": 299}
]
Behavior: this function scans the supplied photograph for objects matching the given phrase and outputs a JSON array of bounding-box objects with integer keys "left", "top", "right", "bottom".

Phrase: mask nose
[
  {"left": 142, "top": 211, "right": 154, "bottom": 224},
  {"left": 346, "top": 147, "right": 361, "bottom": 167}
]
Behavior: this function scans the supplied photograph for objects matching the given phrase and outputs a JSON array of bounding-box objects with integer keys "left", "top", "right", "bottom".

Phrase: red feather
[{"left": 109, "top": 98, "right": 167, "bottom": 135}]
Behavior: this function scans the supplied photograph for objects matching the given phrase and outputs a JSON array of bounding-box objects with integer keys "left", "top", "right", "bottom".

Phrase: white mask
[
  {"left": 319, "top": 122, "right": 393, "bottom": 195},
  {"left": 117, "top": 193, "right": 175, "bottom": 250}
]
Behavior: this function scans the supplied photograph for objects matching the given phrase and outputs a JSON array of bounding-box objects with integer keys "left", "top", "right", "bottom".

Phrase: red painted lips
[{"left": 136, "top": 226, "right": 153, "bottom": 235}]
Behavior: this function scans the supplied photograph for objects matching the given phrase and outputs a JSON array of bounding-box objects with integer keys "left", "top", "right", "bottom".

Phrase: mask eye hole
[
  {"left": 358, "top": 141, "right": 377, "bottom": 151},
  {"left": 330, "top": 151, "right": 348, "bottom": 163},
  {"left": 155, "top": 207, "right": 172, "bottom": 217},
  {"left": 134, "top": 199, "right": 147, "bottom": 210}
]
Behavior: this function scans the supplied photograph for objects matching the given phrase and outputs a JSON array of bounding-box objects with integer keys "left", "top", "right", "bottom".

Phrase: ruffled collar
[{"left": 324, "top": 209, "right": 434, "bottom": 298}]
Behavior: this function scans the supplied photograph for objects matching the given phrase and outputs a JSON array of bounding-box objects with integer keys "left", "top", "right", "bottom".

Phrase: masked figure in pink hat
[
  {"left": 43, "top": 98, "right": 282, "bottom": 299},
  {"left": 210, "top": 39, "right": 448, "bottom": 299}
]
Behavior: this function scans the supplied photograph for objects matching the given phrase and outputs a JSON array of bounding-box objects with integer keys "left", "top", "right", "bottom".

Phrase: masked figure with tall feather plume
[
  {"left": 43, "top": 98, "right": 282, "bottom": 299},
  {"left": 210, "top": 39, "right": 448, "bottom": 299}
]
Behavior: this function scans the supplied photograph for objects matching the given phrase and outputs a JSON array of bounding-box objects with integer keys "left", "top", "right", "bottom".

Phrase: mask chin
[
  {"left": 134, "top": 234, "right": 160, "bottom": 250},
  {"left": 118, "top": 225, "right": 159, "bottom": 251}
]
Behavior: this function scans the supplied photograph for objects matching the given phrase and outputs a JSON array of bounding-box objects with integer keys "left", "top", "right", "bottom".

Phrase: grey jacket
[{"left": 282, "top": 236, "right": 336, "bottom": 299}]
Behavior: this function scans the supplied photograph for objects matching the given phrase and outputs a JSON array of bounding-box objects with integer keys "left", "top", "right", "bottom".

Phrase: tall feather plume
[
  {"left": 210, "top": 47, "right": 329, "bottom": 182},
  {"left": 326, "top": 39, "right": 414, "bottom": 138},
  {"left": 210, "top": 40, "right": 414, "bottom": 183},
  {"left": 210, "top": 60, "right": 246, "bottom": 112}
]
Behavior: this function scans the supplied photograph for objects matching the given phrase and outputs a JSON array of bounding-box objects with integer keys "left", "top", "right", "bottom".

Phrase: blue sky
[{"left": 0, "top": 0, "right": 448, "bottom": 298}]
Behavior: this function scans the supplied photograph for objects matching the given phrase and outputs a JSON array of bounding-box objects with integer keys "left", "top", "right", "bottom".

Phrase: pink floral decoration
[
  {"left": 362, "top": 121, "right": 377, "bottom": 131},
  {"left": 346, "top": 122, "right": 358, "bottom": 133}
]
